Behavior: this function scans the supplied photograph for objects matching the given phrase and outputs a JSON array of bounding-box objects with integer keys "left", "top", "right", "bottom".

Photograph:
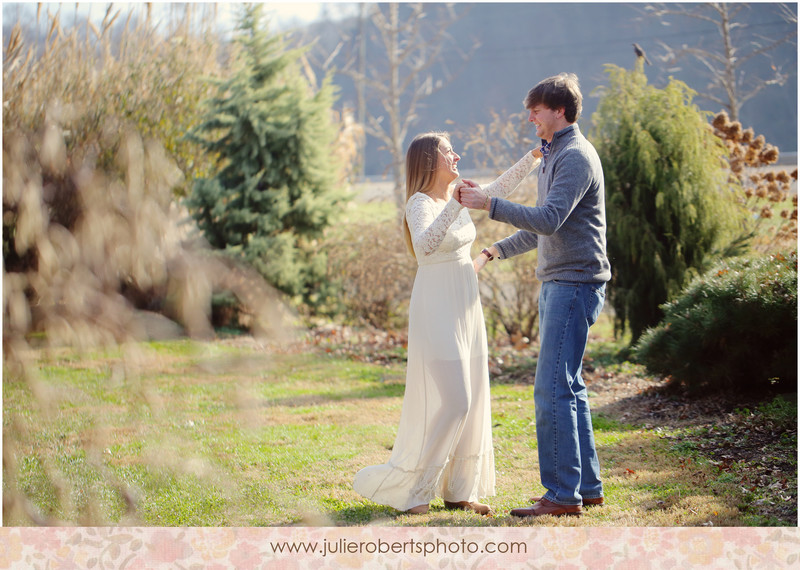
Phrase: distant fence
[
  {"left": 353, "top": 169, "right": 530, "bottom": 203},
  {"left": 776, "top": 151, "right": 797, "bottom": 166}
]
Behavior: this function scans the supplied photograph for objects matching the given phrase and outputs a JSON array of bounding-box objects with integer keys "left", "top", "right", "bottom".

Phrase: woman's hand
[{"left": 532, "top": 146, "right": 544, "bottom": 159}]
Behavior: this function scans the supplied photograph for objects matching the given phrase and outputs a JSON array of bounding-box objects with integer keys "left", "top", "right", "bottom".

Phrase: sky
[
  {"left": 13, "top": 2, "right": 354, "bottom": 34},
  {"left": 204, "top": 2, "right": 331, "bottom": 31},
  {"left": 260, "top": 2, "right": 330, "bottom": 27}
]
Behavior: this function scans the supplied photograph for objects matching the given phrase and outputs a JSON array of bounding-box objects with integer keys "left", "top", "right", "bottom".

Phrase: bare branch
[
  {"left": 323, "top": 2, "right": 475, "bottom": 214},
  {"left": 647, "top": 2, "right": 797, "bottom": 121},
  {"left": 736, "top": 29, "right": 798, "bottom": 66}
]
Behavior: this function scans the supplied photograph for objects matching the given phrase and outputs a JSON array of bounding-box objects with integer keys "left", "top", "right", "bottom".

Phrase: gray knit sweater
[{"left": 490, "top": 123, "right": 612, "bottom": 283}]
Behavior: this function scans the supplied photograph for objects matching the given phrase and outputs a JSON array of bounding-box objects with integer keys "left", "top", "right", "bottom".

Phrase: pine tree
[
  {"left": 591, "top": 64, "right": 748, "bottom": 345},
  {"left": 187, "top": 5, "right": 344, "bottom": 303}
]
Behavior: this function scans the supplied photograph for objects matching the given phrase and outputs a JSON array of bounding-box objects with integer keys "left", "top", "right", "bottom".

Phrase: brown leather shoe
[
  {"left": 510, "top": 498, "right": 582, "bottom": 518},
  {"left": 444, "top": 500, "right": 493, "bottom": 516},
  {"left": 529, "top": 495, "right": 604, "bottom": 507},
  {"left": 406, "top": 504, "right": 429, "bottom": 515}
]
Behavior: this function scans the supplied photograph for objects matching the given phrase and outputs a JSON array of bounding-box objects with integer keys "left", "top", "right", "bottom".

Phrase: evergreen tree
[
  {"left": 187, "top": 5, "right": 344, "bottom": 303},
  {"left": 591, "top": 64, "right": 748, "bottom": 345}
]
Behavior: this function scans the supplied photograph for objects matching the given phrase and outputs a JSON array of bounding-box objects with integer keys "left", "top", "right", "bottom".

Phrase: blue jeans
[{"left": 535, "top": 280, "right": 605, "bottom": 506}]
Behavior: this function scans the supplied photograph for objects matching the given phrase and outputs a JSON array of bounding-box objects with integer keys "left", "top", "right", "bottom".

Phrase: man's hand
[
  {"left": 454, "top": 179, "right": 478, "bottom": 204},
  {"left": 459, "top": 183, "right": 490, "bottom": 210},
  {"left": 473, "top": 254, "right": 489, "bottom": 274}
]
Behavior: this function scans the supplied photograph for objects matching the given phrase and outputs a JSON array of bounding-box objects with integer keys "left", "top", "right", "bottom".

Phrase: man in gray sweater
[{"left": 457, "top": 73, "right": 611, "bottom": 518}]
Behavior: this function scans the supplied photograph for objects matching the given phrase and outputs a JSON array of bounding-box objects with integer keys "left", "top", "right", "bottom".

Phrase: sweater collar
[
  {"left": 541, "top": 123, "right": 578, "bottom": 162},
  {"left": 546, "top": 123, "right": 578, "bottom": 147}
]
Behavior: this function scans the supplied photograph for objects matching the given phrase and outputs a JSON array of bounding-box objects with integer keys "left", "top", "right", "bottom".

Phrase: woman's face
[{"left": 435, "top": 139, "right": 460, "bottom": 185}]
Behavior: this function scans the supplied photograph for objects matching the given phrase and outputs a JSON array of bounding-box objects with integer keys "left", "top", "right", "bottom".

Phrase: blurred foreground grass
[{"left": 2, "top": 331, "right": 787, "bottom": 527}]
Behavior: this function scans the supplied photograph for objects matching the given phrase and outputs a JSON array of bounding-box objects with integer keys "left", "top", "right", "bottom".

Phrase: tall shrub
[
  {"left": 634, "top": 251, "right": 797, "bottom": 394},
  {"left": 592, "top": 65, "right": 748, "bottom": 344},
  {"left": 187, "top": 5, "right": 345, "bottom": 305},
  {"left": 2, "top": 7, "right": 236, "bottom": 348}
]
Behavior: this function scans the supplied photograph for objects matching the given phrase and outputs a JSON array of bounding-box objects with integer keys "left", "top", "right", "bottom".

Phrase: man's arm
[
  {"left": 492, "top": 149, "right": 593, "bottom": 235},
  {"left": 492, "top": 230, "right": 539, "bottom": 260}
]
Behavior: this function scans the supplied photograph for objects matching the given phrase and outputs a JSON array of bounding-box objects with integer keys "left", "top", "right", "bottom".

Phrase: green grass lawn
[{"left": 2, "top": 332, "right": 790, "bottom": 527}]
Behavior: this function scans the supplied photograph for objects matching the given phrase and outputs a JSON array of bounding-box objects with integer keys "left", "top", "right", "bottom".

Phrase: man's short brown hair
[{"left": 523, "top": 73, "right": 583, "bottom": 123}]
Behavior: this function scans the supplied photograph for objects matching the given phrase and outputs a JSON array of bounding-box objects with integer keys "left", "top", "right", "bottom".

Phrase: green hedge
[{"left": 634, "top": 251, "right": 797, "bottom": 394}]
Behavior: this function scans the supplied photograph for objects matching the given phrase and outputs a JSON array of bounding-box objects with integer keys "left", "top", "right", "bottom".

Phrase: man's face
[{"left": 528, "top": 105, "right": 562, "bottom": 142}]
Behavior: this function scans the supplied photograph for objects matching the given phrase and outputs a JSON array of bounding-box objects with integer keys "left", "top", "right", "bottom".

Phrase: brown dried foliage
[
  {"left": 3, "top": 7, "right": 297, "bottom": 367},
  {"left": 711, "top": 111, "right": 797, "bottom": 252},
  {"left": 324, "top": 219, "right": 417, "bottom": 331}
]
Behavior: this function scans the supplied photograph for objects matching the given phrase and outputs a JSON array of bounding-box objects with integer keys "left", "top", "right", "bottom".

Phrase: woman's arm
[
  {"left": 405, "top": 194, "right": 463, "bottom": 257},
  {"left": 483, "top": 149, "right": 541, "bottom": 199},
  {"left": 457, "top": 149, "right": 541, "bottom": 209}
]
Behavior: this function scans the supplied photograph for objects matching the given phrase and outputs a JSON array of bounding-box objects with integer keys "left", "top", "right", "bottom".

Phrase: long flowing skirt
[{"left": 352, "top": 256, "right": 495, "bottom": 511}]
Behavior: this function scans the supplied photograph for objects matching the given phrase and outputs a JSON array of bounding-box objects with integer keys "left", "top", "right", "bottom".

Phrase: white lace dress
[{"left": 352, "top": 152, "right": 539, "bottom": 511}]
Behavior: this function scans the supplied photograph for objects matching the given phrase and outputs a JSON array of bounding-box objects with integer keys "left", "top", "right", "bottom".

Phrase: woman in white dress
[{"left": 352, "top": 132, "right": 541, "bottom": 515}]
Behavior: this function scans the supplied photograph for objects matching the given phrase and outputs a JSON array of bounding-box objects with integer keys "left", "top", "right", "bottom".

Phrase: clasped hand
[
  {"left": 454, "top": 179, "right": 489, "bottom": 210},
  {"left": 454, "top": 146, "right": 543, "bottom": 209}
]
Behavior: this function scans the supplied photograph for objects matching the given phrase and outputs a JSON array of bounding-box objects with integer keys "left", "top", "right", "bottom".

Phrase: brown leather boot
[
  {"left": 510, "top": 498, "right": 582, "bottom": 517},
  {"left": 529, "top": 495, "right": 604, "bottom": 506}
]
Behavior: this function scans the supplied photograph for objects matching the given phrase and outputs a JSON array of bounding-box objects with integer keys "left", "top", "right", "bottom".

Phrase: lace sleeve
[
  {"left": 405, "top": 195, "right": 464, "bottom": 256},
  {"left": 484, "top": 152, "right": 540, "bottom": 198}
]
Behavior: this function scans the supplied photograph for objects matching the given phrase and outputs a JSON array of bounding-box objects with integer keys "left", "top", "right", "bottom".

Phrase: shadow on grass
[
  {"left": 589, "top": 426, "right": 750, "bottom": 526},
  {"left": 262, "top": 382, "right": 406, "bottom": 408},
  {"left": 329, "top": 502, "right": 398, "bottom": 525},
  {"left": 328, "top": 502, "right": 501, "bottom": 527}
]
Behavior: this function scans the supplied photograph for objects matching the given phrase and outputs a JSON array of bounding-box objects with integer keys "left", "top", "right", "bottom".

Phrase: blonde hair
[{"left": 402, "top": 132, "right": 449, "bottom": 257}]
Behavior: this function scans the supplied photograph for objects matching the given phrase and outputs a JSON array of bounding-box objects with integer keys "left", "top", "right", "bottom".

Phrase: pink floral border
[{"left": 1, "top": 527, "right": 798, "bottom": 568}]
